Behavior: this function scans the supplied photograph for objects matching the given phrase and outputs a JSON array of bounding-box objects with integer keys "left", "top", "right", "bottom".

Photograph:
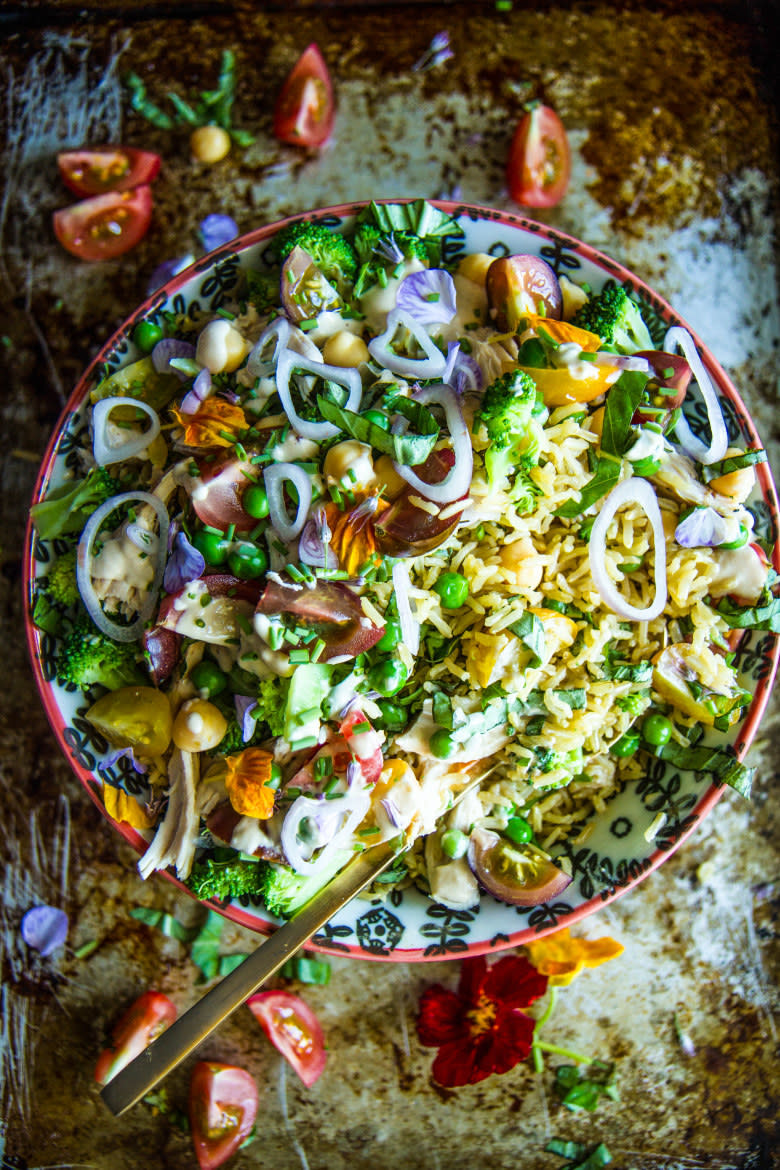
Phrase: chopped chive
[
  {"left": 315, "top": 755, "right": 333, "bottom": 778},
  {"left": 218, "top": 430, "right": 236, "bottom": 443},
  {"left": 358, "top": 825, "right": 381, "bottom": 836},
  {"left": 272, "top": 539, "right": 287, "bottom": 553},
  {"left": 225, "top": 523, "right": 236, "bottom": 542},
  {"left": 250, "top": 522, "right": 266, "bottom": 540},
  {"left": 286, "top": 563, "right": 305, "bottom": 583},
  {"left": 351, "top": 720, "right": 371, "bottom": 734},
  {"left": 299, "top": 318, "right": 318, "bottom": 332},
  {"left": 216, "top": 307, "right": 236, "bottom": 320},
  {"left": 235, "top": 442, "right": 247, "bottom": 461},
  {"left": 324, "top": 774, "right": 340, "bottom": 794},
  {"left": 289, "top": 648, "right": 310, "bottom": 664},
  {"left": 268, "top": 625, "right": 285, "bottom": 650},
  {"left": 310, "top": 637, "right": 326, "bottom": 663},
  {"left": 237, "top": 612, "right": 253, "bottom": 635}
]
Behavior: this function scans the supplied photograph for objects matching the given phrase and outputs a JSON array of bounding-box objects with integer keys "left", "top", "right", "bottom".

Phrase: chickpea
[
  {"left": 457, "top": 252, "right": 495, "bottom": 287},
  {"left": 708, "top": 447, "right": 756, "bottom": 504},
  {"left": 172, "top": 698, "right": 227, "bottom": 753},
  {"left": 196, "top": 318, "right": 249, "bottom": 374},
  {"left": 322, "top": 330, "right": 370, "bottom": 368},
  {"left": 323, "top": 440, "right": 377, "bottom": 491},
  {"left": 499, "top": 537, "right": 543, "bottom": 589},
  {"left": 374, "top": 454, "right": 406, "bottom": 500},
  {"left": 190, "top": 125, "right": 232, "bottom": 164}
]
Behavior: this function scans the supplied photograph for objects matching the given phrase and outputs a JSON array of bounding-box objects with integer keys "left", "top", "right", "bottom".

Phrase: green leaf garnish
[{"left": 317, "top": 395, "right": 439, "bottom": 466}]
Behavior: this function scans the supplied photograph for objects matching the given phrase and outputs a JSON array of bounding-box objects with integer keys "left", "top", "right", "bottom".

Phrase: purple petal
[
  {"left": 21, "top": 905, "right": 69, "bottom": 957},
  {"left": 444, "top": 341, "right": 483, "bottom": 396},
  {"left": 146, "top": 254, "right": 194, "bottom": 296},
  {"left": 396, "top": 269, "right": 457, "bottom": 325},
  {"left": 374, "top": 233, "right": 404, "bottom": 265},
  {"left": 163, "top": 531, "right": 206, "bottom": 593},
  {"left": 103, "top": 746, "right": 148, "bottom": 775},
  {"left": 299, "top": 505, "right": 333, "bottom": 567},
  {"left": 674, "top": 506, "right": 734, "bottom": 548},
  {"left": 199, "top": 214, "right": 239, "bottom": 253},
  {"left": 234, "top": 695, "right": 258, "bottom": 743},
  {"left": 152, "top": 338, "right": 197, "bottom": 379}
]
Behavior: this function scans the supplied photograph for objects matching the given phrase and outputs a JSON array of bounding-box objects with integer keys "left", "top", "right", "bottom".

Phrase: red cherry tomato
[
  {"left": 507, "top": 103, "right": 571, "bottom": 208},
  {"left": 273, "top": 43, "right": 335, "bottom": 148},
  {"left": 57, "top": 145, "right": 161, "bottom": 197},
  {"left": 53, "top": 185, "right": 154, "bottom": 261},
  {"left": 94, "top": 990, "right": 177, "bottom": 1086},
  {"left": 189, "top": 1062, "right": 259, "bottom": 1170},
  {"left": 247, "top": 991, "right": 326, "bottom": 1087}
]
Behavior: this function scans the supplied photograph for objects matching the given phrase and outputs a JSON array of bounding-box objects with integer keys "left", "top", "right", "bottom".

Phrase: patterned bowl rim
[{"left": 23, "top": 198, "right": 780, "bottom": 961}]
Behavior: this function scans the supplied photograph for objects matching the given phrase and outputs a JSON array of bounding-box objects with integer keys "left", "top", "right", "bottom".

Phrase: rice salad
[{"left": 31, "top": 200, "right": 777, "bottom": 917}]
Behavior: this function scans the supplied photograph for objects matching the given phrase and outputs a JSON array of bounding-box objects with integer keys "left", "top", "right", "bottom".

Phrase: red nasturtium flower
[{"left": 417, "top": 954, "right": 548, "bottom": 1087}]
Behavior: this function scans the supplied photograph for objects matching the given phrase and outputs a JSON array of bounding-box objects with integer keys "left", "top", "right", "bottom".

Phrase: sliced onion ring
[
  {"left": 392, "top": 560, "right": 419, "bottom": 655},
  {"left": 280, "top": 789, "right": 371, "bottom": 876},
  {"left": 246, "top": 316, "right": 291, "bottom": 380},
  {"left": 367, "top": 308, "right": 447, "bottom": 380},
  {"left": 275, "top": 349, "right": 362, "bottom": 441},
  {"left": 393, "top": 385, "right": 472, "bottom": 505},
  {"left": 77, "top": 491, "right": 170, "bottom": 643},
  {"left": 663, "top": 325, "right": 728, "bottom": 466},
  {"left": 263, "top": 462, "right": 312, "bottom": 541},
  {"left": 92, "top": 397, "right": 161, "bottom": 467},
  {"left": 589, "top": 477, "right": 667, "bottom": 621}
]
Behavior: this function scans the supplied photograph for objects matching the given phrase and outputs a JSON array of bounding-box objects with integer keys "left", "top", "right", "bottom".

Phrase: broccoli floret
[
  {"left": 572, "top": 284, "right": 653, "bottom": 354},
  {"left": 274, "top": 220, "right": 357, "bottom": 297},
  {"left": 257, "top": 675, "right": 289, "bottom": 738},
  {"left": 213, "top": 713, "right": 269, "bottom": 756},
  {"left": 57, "top": 614, "right": 147, "bottom": 691},
  {"left": 186, "top": 854, "right": 267, "bottom": 902},
  {"left": 31, "top": 466, "right": 121, "bottom": 541},
  {"left": 475, "top": 370, "right": 542, "bottom": 488},
  {"left": 46, "top": 549, "right": 80, "bottom": 608},
  {"left": 261, "top": 850, "right": 353, "bottom": 919}
]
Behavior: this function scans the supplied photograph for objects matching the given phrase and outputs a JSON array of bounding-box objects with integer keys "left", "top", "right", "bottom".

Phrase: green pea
[
  {"left": 377, "top": 619, "right": 402, "bottom": 652},
  {"left": 374, "top": 700, "right": 406, "bottom": 729},
  {"left": 132, "top": 320, "right": 164, "bottom": 354},
  {"left": 441, "top": 828, "right": 469, "bottom": 860},
  {"left": 433, "top": 571, "right": 469, "bottom": 609},
  {"left": 243, "top": 484, "right": 270, "bottom": 520},
  {"left": 190, "top": 660, "right": 228, "bottom": 698},
  {"left": 267, "top": 762, "right": 283, "bottom": 789},
  {"left": 364, "top": 409, "right": 390, "bottom": 430},
  {"left": 367, "top": 658, "right": 408, "bottom": 697},
  {"left": 193, "top": 529, "right": 231, "bottom": 566},
  {"left": 429, "top": 728, "right": 457, "bottom": 759},
  {"left": 642, "top": 713, "right": 674, "bottom": 747},
  {"left": 611, "top": 729, "right": 641, "bottom": 757},
  {"left": 228, "top": 542, "right": 269, "bottom": 579},
  {"left": 505, "top": 816, "right": 534, "bottom": 845}
]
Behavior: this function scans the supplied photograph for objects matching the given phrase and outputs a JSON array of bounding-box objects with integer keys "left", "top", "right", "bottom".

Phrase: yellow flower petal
[
  {"left": 103, "top": 783, "right": 156, "bottom": 830},
  {"left": 525, "top": 927, "right": 624, "bottom": 986},
  {"left": 170, "top": 399, "right": 247, "bottom": 448}
]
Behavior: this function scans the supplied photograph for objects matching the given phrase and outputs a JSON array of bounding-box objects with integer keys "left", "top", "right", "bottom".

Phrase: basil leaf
[
  {"left": 432, "top": 690, "right": 454, "bottom": 729},
  {"left": 190, "top": 910, "right": 225, "bottom": 983},
  {"left": 576, "top": 1145, "right": 613, "bottom": 1169},
  {"left": 701, "top": 448, "right": 767, "bottom": 483},
  {"left": 520, "top": 688, "right": 586, "bottom": 714},
  {"left": 507, "top": 611, "right": 546, "bottom": 666},
  {"left": 545, "top": 1139, "right": 588, "bottom": 1159},
  {"left": 657, "top": 741, "right": 754, "bottom": 798},
  {"left": 554, "top": 1061, "right": 619, "bottom": 1115},
  {"left": 317, "top": 396, "right": 439, "bottom": 466},
  {"left": 600, "top": 369, "right": 648, "bottom": 458},
  {"left": 603, "top": 646, "right": 653, "bottom": 683},
  {"left": 554, "top": 456, "right": 622, "bottom": 519},
  {"left": 713, "top": 591, "right": 780, "bottom": 633}
]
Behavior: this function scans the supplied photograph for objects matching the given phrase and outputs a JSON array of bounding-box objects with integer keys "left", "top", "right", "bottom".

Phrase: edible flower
[
  {"left": 412, "top": 31, "right": 454, "bottom": 73},
  {"left": 198, "top": 213, "right": 239, "bottom": 252},
  {"left": 324, "top": 495, "right": 382, "bottom": 577},
  {"left": 417, "top": 954, "right": 548, "bottom": 1086},
  {"left": 146, "top": 254, "right": 194, "bottom": 295},
  {"left": 444, "top": 341, "right": 482, "bottom": 395},
  {"left": 525, "top": 927, "right": 624, "bottom": 987},
  {"left": 163, "top": 531, "right": 206, "bottom": 593},
  {"left": 170, "top": 398, "right": 247, "bottom": 448},
  {"left": 234, "top": 694, "right": 258, "bottom": 743},
  {"left": 20, "top": 905, "right": 69, "bottom": 957},
  {"left": 103, "top": 783, "right": 157, "bottom": 830},
  {"left": 224, "top": 748, "right": 276, "bottom": 818},
  {"left": 396, "top": 268, "right": 457, "bottom": 326}
]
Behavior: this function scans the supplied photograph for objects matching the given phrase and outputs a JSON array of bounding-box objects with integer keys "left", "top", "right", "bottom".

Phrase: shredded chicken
[{"left": 137, "top": 748, "right": 199, "bottom": 880}]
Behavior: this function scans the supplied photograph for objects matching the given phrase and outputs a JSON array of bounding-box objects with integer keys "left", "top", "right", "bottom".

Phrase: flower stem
[
  {"left": 532, "top": 1039, "right": 592, "bottom": 1064},
  {"left": 534, "top": 985, "right": 557, "bottom": 1035}
]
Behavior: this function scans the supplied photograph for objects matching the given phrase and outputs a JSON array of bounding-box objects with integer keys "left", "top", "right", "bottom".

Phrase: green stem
[
  {"left": 532, "top": 1043, "right": 544, "bottom": 1075},
  {"left": 532, "top": 1039, "right": 592, "bottom": 1064},
  {"left": 534, "top": 985, "right": 557, "bottom": 1035}
]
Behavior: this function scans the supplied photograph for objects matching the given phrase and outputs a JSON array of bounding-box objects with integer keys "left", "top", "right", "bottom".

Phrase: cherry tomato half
[
  {"left": 247, "top": 990, "right": 326, "bottom": 1087},
  {"left": 273, "top": 43, "right": 335, "bottom": 148},
  {"left": 189, "top": 1062, "right": 259, "bottom": 1170},
  {"left": 57, "top": 145, "right": 161, "bottom": 197},
  {"left": 94, "top": 990, "right": 177, "bottom": 1086},
  {"left": 53, "top": 185, "right": 154, "bottom": 261},
  {"left": 507, "top": 103, "right": 571, "bottom": 209}
]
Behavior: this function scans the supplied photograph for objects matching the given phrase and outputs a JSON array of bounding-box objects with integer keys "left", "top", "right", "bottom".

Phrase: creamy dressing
[
  {"left": 358, "top": 257, "right": 426, "bottom": 333},
  {"left": 626, "top": 428, "right": 667, "bottom": 463},
  {"left": 437, "top": 273, "right": 489, "bottom": 343},
  {"left": 709, "top": 543, "right": 768, "bottom": 602}
]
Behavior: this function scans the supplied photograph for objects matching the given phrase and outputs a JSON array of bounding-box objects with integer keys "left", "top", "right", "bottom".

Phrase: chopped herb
[{"left": 554, "top": 1061, "right": 619, "bottom": 1113}]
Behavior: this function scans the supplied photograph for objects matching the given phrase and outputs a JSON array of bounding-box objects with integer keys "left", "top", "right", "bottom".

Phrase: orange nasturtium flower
[
  {"left": 170, "top": 398, "right": 248, "bottom": 448},
  {"left": 525, "top": 927, "right": 624, "bottom": 987},
  {"left": 224, "top": 748, "right": 276, "bottom": 819},
  {"left": 102, "top": 783, "right": 156, "bottom": 830},
  {"left": 324, "top": 496, "right": 384, "bottom": 577}
]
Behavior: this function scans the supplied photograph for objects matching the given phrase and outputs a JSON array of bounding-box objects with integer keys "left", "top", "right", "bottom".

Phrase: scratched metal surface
[{"left": 0, "top": 4, "right": 778, "bottom": 1167}]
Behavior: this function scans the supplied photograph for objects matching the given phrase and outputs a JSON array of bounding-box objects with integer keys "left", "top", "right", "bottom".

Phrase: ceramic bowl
[{"left": 24, "top": 199, "right": 780, "bottom": 960}]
